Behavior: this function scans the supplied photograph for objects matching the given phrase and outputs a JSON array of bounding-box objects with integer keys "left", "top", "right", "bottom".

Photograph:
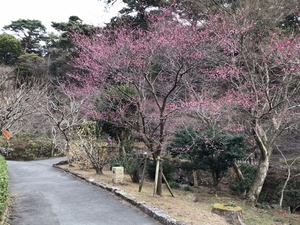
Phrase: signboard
[{"left": 2, "top": 130, "right": 11, "bottom": 139}]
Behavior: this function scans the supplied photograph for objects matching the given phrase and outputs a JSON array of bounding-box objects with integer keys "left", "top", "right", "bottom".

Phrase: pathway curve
[{"left": 7, "top": 157, "right": 161, "bottom": 225}]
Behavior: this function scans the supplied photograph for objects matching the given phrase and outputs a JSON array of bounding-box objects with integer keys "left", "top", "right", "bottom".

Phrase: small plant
[
  {"left": 224, "top": 202, "right": 237, "bottom": 207},
  {"left": 5, "top": 132, "right": 52, "bottom": 160},
  {"left": 231, "top": 164, "right": 256, "bottom": 194},
  {"left": 110, "top": 152, "right": 145, "bottom": 183},
  {"left": 147, "top": 159, "right": 175, "bottom": 182},
  {"left": 183, "top": 186, "right": 192, "bottom": 192},
  {"left": 169, "top": 182, "right": 181, "bottom": 189}
]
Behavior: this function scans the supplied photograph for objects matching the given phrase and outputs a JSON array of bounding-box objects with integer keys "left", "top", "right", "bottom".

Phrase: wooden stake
[
  {"left": 139, "top": 157, "right": 148, "bottom": 192},
  {"left": 162, "top": 172, "right": 175, "bottom": 197},
  {"left": 153, "top": 157, "right": 160, "bottom": 196}
]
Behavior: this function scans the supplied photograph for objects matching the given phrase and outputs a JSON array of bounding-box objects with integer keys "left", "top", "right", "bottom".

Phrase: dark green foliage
[
  {"left": 147, "top": 159, "right": 175, "bottom": 182},
  {"left": 16, "top": 53, "right": 47, "bottom": 85},
  {"left": 231, "top": 164, "right": 256, "bottom": 194},
  {"left": 106, "top": 0, "right": 167, "bottom": 30},
  {"left": 48, "top": 16, "right": 97, "bottom": 82},
  {"left": 183, "top": 186, "right": 192, "bottom": 192},
  {"left": 3, "top": 19, "right": 47, "bottom": 54},
  {"left": 180, "top": 161, "right": 194, "bottom": 171},
  {"left": 0, "top": 33, "right": 22, "bottom": 65},
  {"left": 168, "top": 127, "right": 247, "bottom": 187},
  {"left": 3, "top": 132, "right": 52, "bottom": 160},
  {"left": 110, "top": 152, "right": 145, "bottom": 183},
  {"left": 279, "top": 13, "right": 300, "bottom": 33},
  {"left": 0, "top": 155, "right": 8, "bottom": 217},
  {"left": 51, "top": 16, "right": 97, "bottom": 50},
  {"left": 169, "top": 182, "right": 181, "bottom": 189}
]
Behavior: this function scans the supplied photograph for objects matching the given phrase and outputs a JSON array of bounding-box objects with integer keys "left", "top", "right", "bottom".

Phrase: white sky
[{"left": 0, "top": 0, "right": 126, "bottom": 34}]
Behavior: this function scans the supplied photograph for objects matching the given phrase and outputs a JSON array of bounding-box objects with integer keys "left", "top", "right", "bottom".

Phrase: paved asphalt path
[{"left": 7, "top": 157, "right": 161, "bottom": 225}]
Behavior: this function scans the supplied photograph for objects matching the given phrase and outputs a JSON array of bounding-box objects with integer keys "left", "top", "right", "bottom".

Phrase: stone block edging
[{"left": 53, "top": 164, "right": 186, "bottom": 225}]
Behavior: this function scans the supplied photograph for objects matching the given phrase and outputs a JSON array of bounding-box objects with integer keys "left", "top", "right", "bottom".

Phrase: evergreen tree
[
  {"left": 3, "top": 19, "right": 47, "bottom": 55},
  {"left": 0, "top": 33, "right": 22, "bottom": 65},
  {"left": 168, "top": 127, "right": 247, "bottom": 187}
]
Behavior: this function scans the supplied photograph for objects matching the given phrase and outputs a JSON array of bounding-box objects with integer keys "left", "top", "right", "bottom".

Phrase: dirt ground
[{"left": 57, "top": 164, "right": 300, "bottom": 225}]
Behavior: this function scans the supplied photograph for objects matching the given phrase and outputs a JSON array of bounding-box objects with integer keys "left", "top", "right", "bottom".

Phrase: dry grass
[{"left": 58, "top": 164, "right": 300, "bottom": 225}]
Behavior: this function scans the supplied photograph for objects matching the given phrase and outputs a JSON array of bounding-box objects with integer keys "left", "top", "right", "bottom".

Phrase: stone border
[{"left": 53, "top": 164, "right": 186, "bottom": 225}]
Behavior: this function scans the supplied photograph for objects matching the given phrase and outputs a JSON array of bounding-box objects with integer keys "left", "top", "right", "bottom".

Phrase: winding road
[{"left": 7, "top": 157, "right": 161, "bottom": 225}]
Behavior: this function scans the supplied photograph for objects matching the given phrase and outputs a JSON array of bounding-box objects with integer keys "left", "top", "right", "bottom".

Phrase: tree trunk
[
  {"left": 246, "top": 120, "right": 277, "bottom": 203},
  {"left": 192, "top": 170, "right": 198, "bottom": 187},
  {"left": 246, "top": 153, "right": 270, "bottom": 202},
  {"left": 156, "top": 161, "right": 163, "bottom": 195},
  {"left": 232, "top": 162, "right": 244, "bottom": 181},
  {"left": 153, "top": 158, "right": 160, "bottom": 196},
  {"left": 95, "top": 166, "right": 103, "bottom": 175}
]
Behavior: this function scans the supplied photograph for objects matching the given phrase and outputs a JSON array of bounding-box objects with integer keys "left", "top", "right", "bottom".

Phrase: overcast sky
[{"left": 0, "top": 0, "right": 125, "bottom": 33}]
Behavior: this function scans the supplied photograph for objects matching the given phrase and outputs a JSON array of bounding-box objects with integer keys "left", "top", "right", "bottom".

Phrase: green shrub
[
  {"left": 231, "top": 164, "right": 256, "bottom": 194},
  {"left": 147, "top": 159, "right": 175, "bottom": 182},
  {"left": 110, "top": 153, "right": 146, "bottom": 183},
  {"left": 0, "top": 155, "right": 8, "bottom": 218},
  {"left": 183, "top": 186, "right": 192, "bottom": 192},
  {"left": 4, "top": 132, "right": 52, "bottom": 160},
  {"left": 168, "top": 127, "right": 248, "bottom": 187},
  {"left": 169, "top": 182, "right": 181, "bottom": 189}
]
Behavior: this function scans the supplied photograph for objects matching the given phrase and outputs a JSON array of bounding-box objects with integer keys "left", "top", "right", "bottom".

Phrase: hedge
[{"left": 0, "top": 155, "right": 8, "bottom": 219}]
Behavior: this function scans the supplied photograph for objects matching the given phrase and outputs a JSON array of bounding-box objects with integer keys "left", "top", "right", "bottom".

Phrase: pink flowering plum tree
[
  {"left": 68, "top": 9, "right": 209, "bottom": 194},
  {"left": 196, "top": 11, "right": 300, "bottom": 202},
  {"left": 68, "top": 4, "right": 300, "bottom": 200}
]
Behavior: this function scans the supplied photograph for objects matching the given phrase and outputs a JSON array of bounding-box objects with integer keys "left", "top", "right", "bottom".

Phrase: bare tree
[
  {"left": 34, "top": 83, "right": 86, "bottom": 153},
  {"left": 276, "top": 146, "right": 300, "bottom": 209},
  {"left": 0, "top": 65, "right": 47, "bottom": 132}
]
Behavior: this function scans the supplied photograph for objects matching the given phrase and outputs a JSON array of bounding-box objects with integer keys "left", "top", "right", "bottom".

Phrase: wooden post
[
  {"left": 139, "top": 156, "right": 148, "bottom": 192},
  {"left": 162, "top": 172, "right": 175, "bottom": 197},
  {"left": 153, "top": 157, "right": 160, "bottom": 196}
]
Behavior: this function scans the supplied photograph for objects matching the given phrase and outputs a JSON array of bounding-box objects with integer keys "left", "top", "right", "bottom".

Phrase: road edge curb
[{"left": 53, "top": 164, "right": 186, "bottom": 225}]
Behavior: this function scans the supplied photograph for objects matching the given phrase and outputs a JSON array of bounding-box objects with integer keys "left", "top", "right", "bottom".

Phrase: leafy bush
[
  {"left": 183, "top": 186, "right": 192, "bottom": 192},
  {"left": 0, "top": 155, "right": 8, "bottom": 218},
  {"left": 147, "top": 159, "right": 175, "bottom": 182},
  {"left": 168, "top": 127, "right": 247, "bottom": 187},
  {"left": 110, "top": 153, "right": 147, "bottom": 183},
  {"left": 4, "top": 132, "right": 52, "bottom": 160},
  {"left": 169, "top": 182, "right": 181, "bottom": 189},
  {"left": 231, "top": 164, "right": 256, "bottom": 194}
]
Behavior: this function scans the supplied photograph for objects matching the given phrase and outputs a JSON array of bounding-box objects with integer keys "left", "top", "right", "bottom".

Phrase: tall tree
[
  {"left": 0, "top": 33, "right": 22, "bottom": 65},
  {"left": 47, "top": 16, "right": 97, "bottom": 82},
  {"left": 33, "top": 84, "right": 86, "bottom": 153},
  {"left": 0, "top": 65, "right": 47, "bottom": 131},
  {"left": 68, "top": 2, "right": 300, "bottom": 201},
  {"left": 107, "top": 0, "right": 166, "bottom": 29},
  {"left": 51, "top": 16, "right": 96, "bottom": 50},
  {"left": 68, "top": 9, "right": 207, "bottom": 195},
  {"left": 186, "top": 6, "right": 300, "bottom": 203},
  {"left": 3, "top": 19, "right": 47, "bottom": 54}
]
